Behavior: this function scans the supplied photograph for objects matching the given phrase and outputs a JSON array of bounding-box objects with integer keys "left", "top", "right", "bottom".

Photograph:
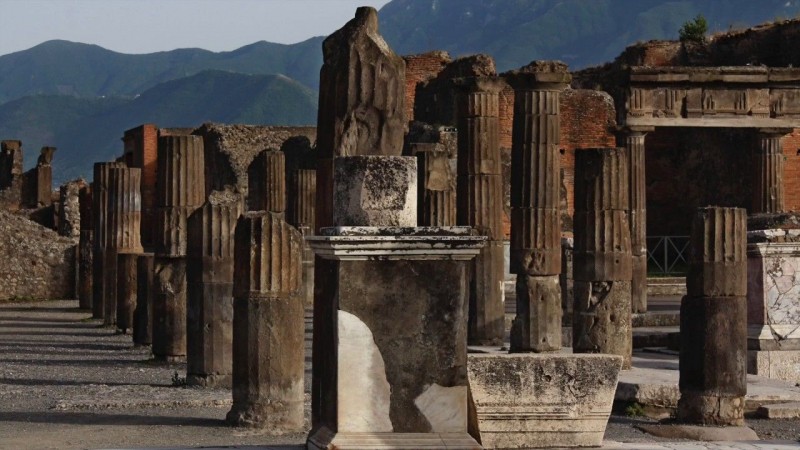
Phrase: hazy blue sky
[{"left": 0, "top": 0, "right": 392, "bottom": 56}]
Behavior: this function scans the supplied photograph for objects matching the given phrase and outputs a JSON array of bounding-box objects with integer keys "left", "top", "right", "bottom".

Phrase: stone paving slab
[
  {"left": 593, "top": 441, "right": 800, "bottom": 450},
  {"left": 617, "top": 351, "right": 800, "bottom": 409},
  {"left": 757, "top": 402, "right": 800, "bottom": 419}
]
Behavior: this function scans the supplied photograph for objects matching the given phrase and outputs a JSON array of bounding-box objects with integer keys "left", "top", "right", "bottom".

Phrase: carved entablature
[{"left": 624, "top": 67, "right": 800, "bottom": 128}]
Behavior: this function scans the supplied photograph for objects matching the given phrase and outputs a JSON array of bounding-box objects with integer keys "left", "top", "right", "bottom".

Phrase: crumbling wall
[
  {"left": 0, "top": 210, "right": 76, "bottom": 300},
  {"left": 403, "top": 51, "right": 452, "bottom": 123},
  {"left": 192, "top": 124, "right": 317, "bottom": 201}
]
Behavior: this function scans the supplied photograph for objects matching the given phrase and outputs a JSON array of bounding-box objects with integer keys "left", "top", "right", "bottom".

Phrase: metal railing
[{"left": 646, "top": 236, "right": 690, "bottom": 275}]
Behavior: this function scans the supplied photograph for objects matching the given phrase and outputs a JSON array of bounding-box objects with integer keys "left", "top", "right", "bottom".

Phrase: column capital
[
  {"left": 757, "top": 127, "right": 793, "bottom": 137},
  {"left": 619, "top": 125, "right": 655, "bottom": 137},
  {"left": 503, "top": 61, "right": 571, "bottom": 91},
  {"left": 452, "top": 76, "right": 506, "bottom": 94}
]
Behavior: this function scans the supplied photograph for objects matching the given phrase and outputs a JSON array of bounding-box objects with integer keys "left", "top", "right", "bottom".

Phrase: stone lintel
[
  {"left": 625, "top": 116, "right": 800, "bottom": 128},
  {"left": 757, "top": 127, "right": 794, "bottom": 137}
]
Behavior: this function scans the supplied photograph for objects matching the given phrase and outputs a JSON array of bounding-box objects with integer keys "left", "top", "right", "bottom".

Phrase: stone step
[
  {"left": 632, "top": 312, "right": 679, "bottom": 328},
  {"left": 632, "top": 327, "right": 679, "bottom": 349},
  {"left": 646, "top": 277, "right": 686, "bottom": 296}
]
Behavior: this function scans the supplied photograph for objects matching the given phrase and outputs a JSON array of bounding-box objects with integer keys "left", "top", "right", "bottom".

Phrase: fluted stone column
[
  {"left": 573, "top": 147, "right": 633, "bottom": 368},
  {"left": 678, "top": 207, "right": 747, "bottom": 426},
  {"left": 92, "top": 162, "right": 125, "bottom": 320},
  {"left": 287, "top": 168, "right": 316, "bottom": 307},
  {"left": 226, "top": 211, "right": 303, "bottom": 429},
  {"left": 248, "top": 150, "right": 286, "bottom": 214},
  {"left": 506, "top": 62, "right": 570, "bottom": 352},
  {"left": 133, "top": 253, "right": 154, "bottom": 346},
  {"left": 753, "top": 129, "right": 790, "bottom": 214},
  {"left": 186, "top": 191, "right": 241, "bottom": 387},
  {"left": 116, "top": 253, "right": 138, "bottom": 333},
  {"left": 624, "top": 127, "right": 653, "bottom": 313},
  {"left": 105, "top": 166, "right": 143, "bottom": 327},
  {"left": 455, "top": 76, "right": 506, "bottom": 345},
  {"left": 409, "top": 143, "right": 456, "bottom": 226},
  {"left": 153, "top": 135, "right": 205, "bottom": 362}
]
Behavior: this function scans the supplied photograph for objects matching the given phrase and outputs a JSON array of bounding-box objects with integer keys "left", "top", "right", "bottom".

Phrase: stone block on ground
[{"left": 468, "top": 352, "right": 621, "bottom": 449}]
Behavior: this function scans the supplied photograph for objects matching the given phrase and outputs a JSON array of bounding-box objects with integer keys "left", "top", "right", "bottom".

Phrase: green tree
[{"left": 679, "top": 14, "right": 709, "bottom": 43}]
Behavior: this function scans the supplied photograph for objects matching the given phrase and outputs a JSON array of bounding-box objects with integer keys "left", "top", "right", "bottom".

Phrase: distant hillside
[
  {"left": 379, "top": 0, "right": 800, "bottom": 71},
  {"left": 0, "top": 38, "right": 323, "bottom": 105},
  {"left": 0, "top": 70, "right": 318, "bottom": 182}
]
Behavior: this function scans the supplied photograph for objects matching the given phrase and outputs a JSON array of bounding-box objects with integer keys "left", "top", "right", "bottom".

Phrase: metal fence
[{"left": 646, "top": 236, "right": 690, "bottom": 275}]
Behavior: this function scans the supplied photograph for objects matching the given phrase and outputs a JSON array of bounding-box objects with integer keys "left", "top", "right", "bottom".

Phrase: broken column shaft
[
  {"left": 287, "top": 167, "right": 316, "bottom": 307},
  {"left": 91, "top": 162, "right": 125, "bottom": 320},
  {"left": 152, "top": 135, "right": 205, "bottom": 362},
  {"left": 624, "top": 127, "right": 652, "bottom": 314},
  {"left": 573, "top": 147, "right": 633, "bottom": 368},
  {"left": 186, "top": 191, "right": 241, "bottom": 387},
  {"left": 506, "top": 62, "right": 570, "bottom": 352},
  {"left": 133, "top": 253, "right": 154, "bottom": 346},
  {"left": 410, "top": 143, "right": 456, "bottom": 227},
  {"left": 753, "top": 129, "right": 789, "bottom": 214},
  {"left": 677, "top": 207, "right": 747, "bottom": 426},
  {"left": 455, "top": 76, "right": 506, "bottom": 346},
  {"left": 226, "top": 211, "right": 303, "bottom": 429},
  {"left": 248, "top": 150, "right": 286, "bottom": 214},
  {"left": 105, "top": 166, "right": 143, "bottom": 327}
]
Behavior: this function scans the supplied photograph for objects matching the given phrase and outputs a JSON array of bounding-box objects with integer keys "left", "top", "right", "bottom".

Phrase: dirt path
[{"left": 0, "top": 300, "right": 305, "bottom": 449}]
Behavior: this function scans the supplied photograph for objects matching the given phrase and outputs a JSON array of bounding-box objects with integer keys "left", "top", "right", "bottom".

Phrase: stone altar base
[
  {"left": 747, "top": 236, "right": 800, "bottom": 382},
  {"left": 467, "top": 352, "right": 622, "bottom": 449},
  {"left": 307, "top": 227, "right": 484, "bottom": 450}
]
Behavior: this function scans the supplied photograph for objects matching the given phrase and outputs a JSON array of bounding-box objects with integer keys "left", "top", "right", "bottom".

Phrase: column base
[
  {"left": 676, "top": 393, "right": 744, "bottom": 426},
  {"left": 226, "top": 399, "right": 303, "bottom": 431},
  {"left": 307, "top": 428, "right": 482, "bottom": 450}
]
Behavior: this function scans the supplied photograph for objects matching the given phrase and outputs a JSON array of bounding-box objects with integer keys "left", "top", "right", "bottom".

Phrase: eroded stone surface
[{"left": 573, "top": 280, "right": 633, "bottom": 369}]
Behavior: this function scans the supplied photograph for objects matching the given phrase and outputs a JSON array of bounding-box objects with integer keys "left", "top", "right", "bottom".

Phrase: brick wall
[
  {"left": 403, "top": 52, "right": 451, "bottom": 123},
  {"left": 782, "top": 129, "right": 800, "bottom": 212},
  {"left": 123, "top": 124, "right": 158, "bottom": 247}
]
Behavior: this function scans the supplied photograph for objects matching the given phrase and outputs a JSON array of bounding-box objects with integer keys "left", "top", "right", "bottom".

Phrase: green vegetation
[
  {"left": 624, "top": 402, "right": 646, "bottom": 417},
  {"left": 679, "top": 14, "right": 709, "bottom": 42}
]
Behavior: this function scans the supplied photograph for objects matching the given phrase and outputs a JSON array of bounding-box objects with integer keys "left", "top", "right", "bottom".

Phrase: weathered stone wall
[
  {"left": 192, "top": 124, "right": 316, "bottom": 200},
  {"left": 0, "top": 210, "right": 76, "bottom": 300}
]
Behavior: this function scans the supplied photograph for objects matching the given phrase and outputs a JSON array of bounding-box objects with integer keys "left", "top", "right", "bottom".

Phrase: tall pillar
[
  {"left": 248, "top": 150, "right": 286, "bottom": 214},
  {"left": 91, "top": 162, "right": 125, "bottom": 320},
  {"left": 186, "top": 191, "right": 241, "bottom": 387},
  {"left": 226, "top": 211, "right": 303, "bottom": 429},
  {"left": 573, "top": 147, "right": 633, "bottom": 368},
  {"left": 32, "top": 147, "right": 55, "bottom": 207},
  {"left": 753, "top": 128, "right": 790, "bottom": 214},
  {"left": 454, "top": 76, "right": 506, "bottom": 346},
  {"left": 287, "top": 168, "right": 316, "bottom": 307},
  {"left": 104, "top": 166, "right": 143, "bottom": 327},
  {"left": 623, "top": 127, "right": 653, "bottom": 313},
  {"left": 133, "top": 253, "right": 154, "bottom": 346},
  {"left": 678, "top": 207, "right": 747, "bottom": 426},
  {"left": 0, "top": 140, "right": 24, "bottom": 209},
  {"left": 506, "top": 62, "right": 570, "bottom": 352},
  {"left": 153, "top": 135, "right": 205, "bottom": 362},
  {"left": 78, "top": 184, "right": 93, "bottom": 310}
]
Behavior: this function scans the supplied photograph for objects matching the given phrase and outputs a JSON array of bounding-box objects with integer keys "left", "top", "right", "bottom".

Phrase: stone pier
[
  {"left": 623, "top": 126, "right": 653, "bottom": 313},
  {"left": 677, "top": 207, "right": 747, "bottom": 426},
  {"left": 153, "top": 135, "right": 205, "bottom": 362},
  {"left": 572, "top": 147, "right": 633, "bottom": 369},
  {"left": 506, "top": 61, "right": 570, "bottom": 352},
  {"left": 454, "top": 75, "right": 506, "bottom": 346},
  {"left": 25, "top": 146, "right": 55, "bottom": 208},
  {"left": 753, "top": 129, "right": 790, "bottom": 214},
  {"left": 133, "top": 253, "right": 154, "bottom": 346},
  {"left": 78, "top": 184, "right": 93, "bottom": 310},
  {"left": 186, "top": 190, "right": 241, "bottom": 387},
  {"left": 104, "top": 166, "right": 143, "bottom": 327},
  {"left": 0, "top": 140, "right": 23, "bottom": 209},
  {"left": 308, "top": 7, "right": 484, "bottom": 449},
  {"left": 91, "top": 162, "right": 125, "bottom": 320},
  {"left": 248, "top": 149, "right": 286, "bottom": 214},
  {"left": 226, "top": 211, "right": 303, "bottom": 429}
]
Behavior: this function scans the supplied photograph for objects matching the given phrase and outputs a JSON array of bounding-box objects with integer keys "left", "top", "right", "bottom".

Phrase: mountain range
[{"left": 3, "top": 0, "right": 800, "bottom": 182}]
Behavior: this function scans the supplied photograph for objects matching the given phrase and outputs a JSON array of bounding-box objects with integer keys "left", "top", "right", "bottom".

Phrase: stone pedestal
[
  {"left": 186, "top": 193, "right": 240, "bottom": 388},
  {"left": 307, "top": 227, "right": 485, "bottom": 450},
  {"left": 133, "top": 253, "right": 154, "bottom": 346},
  {"left": 677, "top": 207, "right": 747, "bottom": 426},
  {"left": 455, "top": 76, "right": 506, "bottom": 346},
  {"left": 226, "top": 212, "right": 304, "bottom": 430},
  {"left": 747, "top": 228, "right": 800, "bottom": 382},
  {"left": 468, "top": 352, "right": 621, "bottom": 449},
  {"left": 572, "top": 148, "right": 633, "bottom": 368}
]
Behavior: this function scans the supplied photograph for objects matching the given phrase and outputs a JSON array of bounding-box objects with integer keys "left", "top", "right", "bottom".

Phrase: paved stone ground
[{"left": 1, "top": 299, "right": 799, "bottom": 450}]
